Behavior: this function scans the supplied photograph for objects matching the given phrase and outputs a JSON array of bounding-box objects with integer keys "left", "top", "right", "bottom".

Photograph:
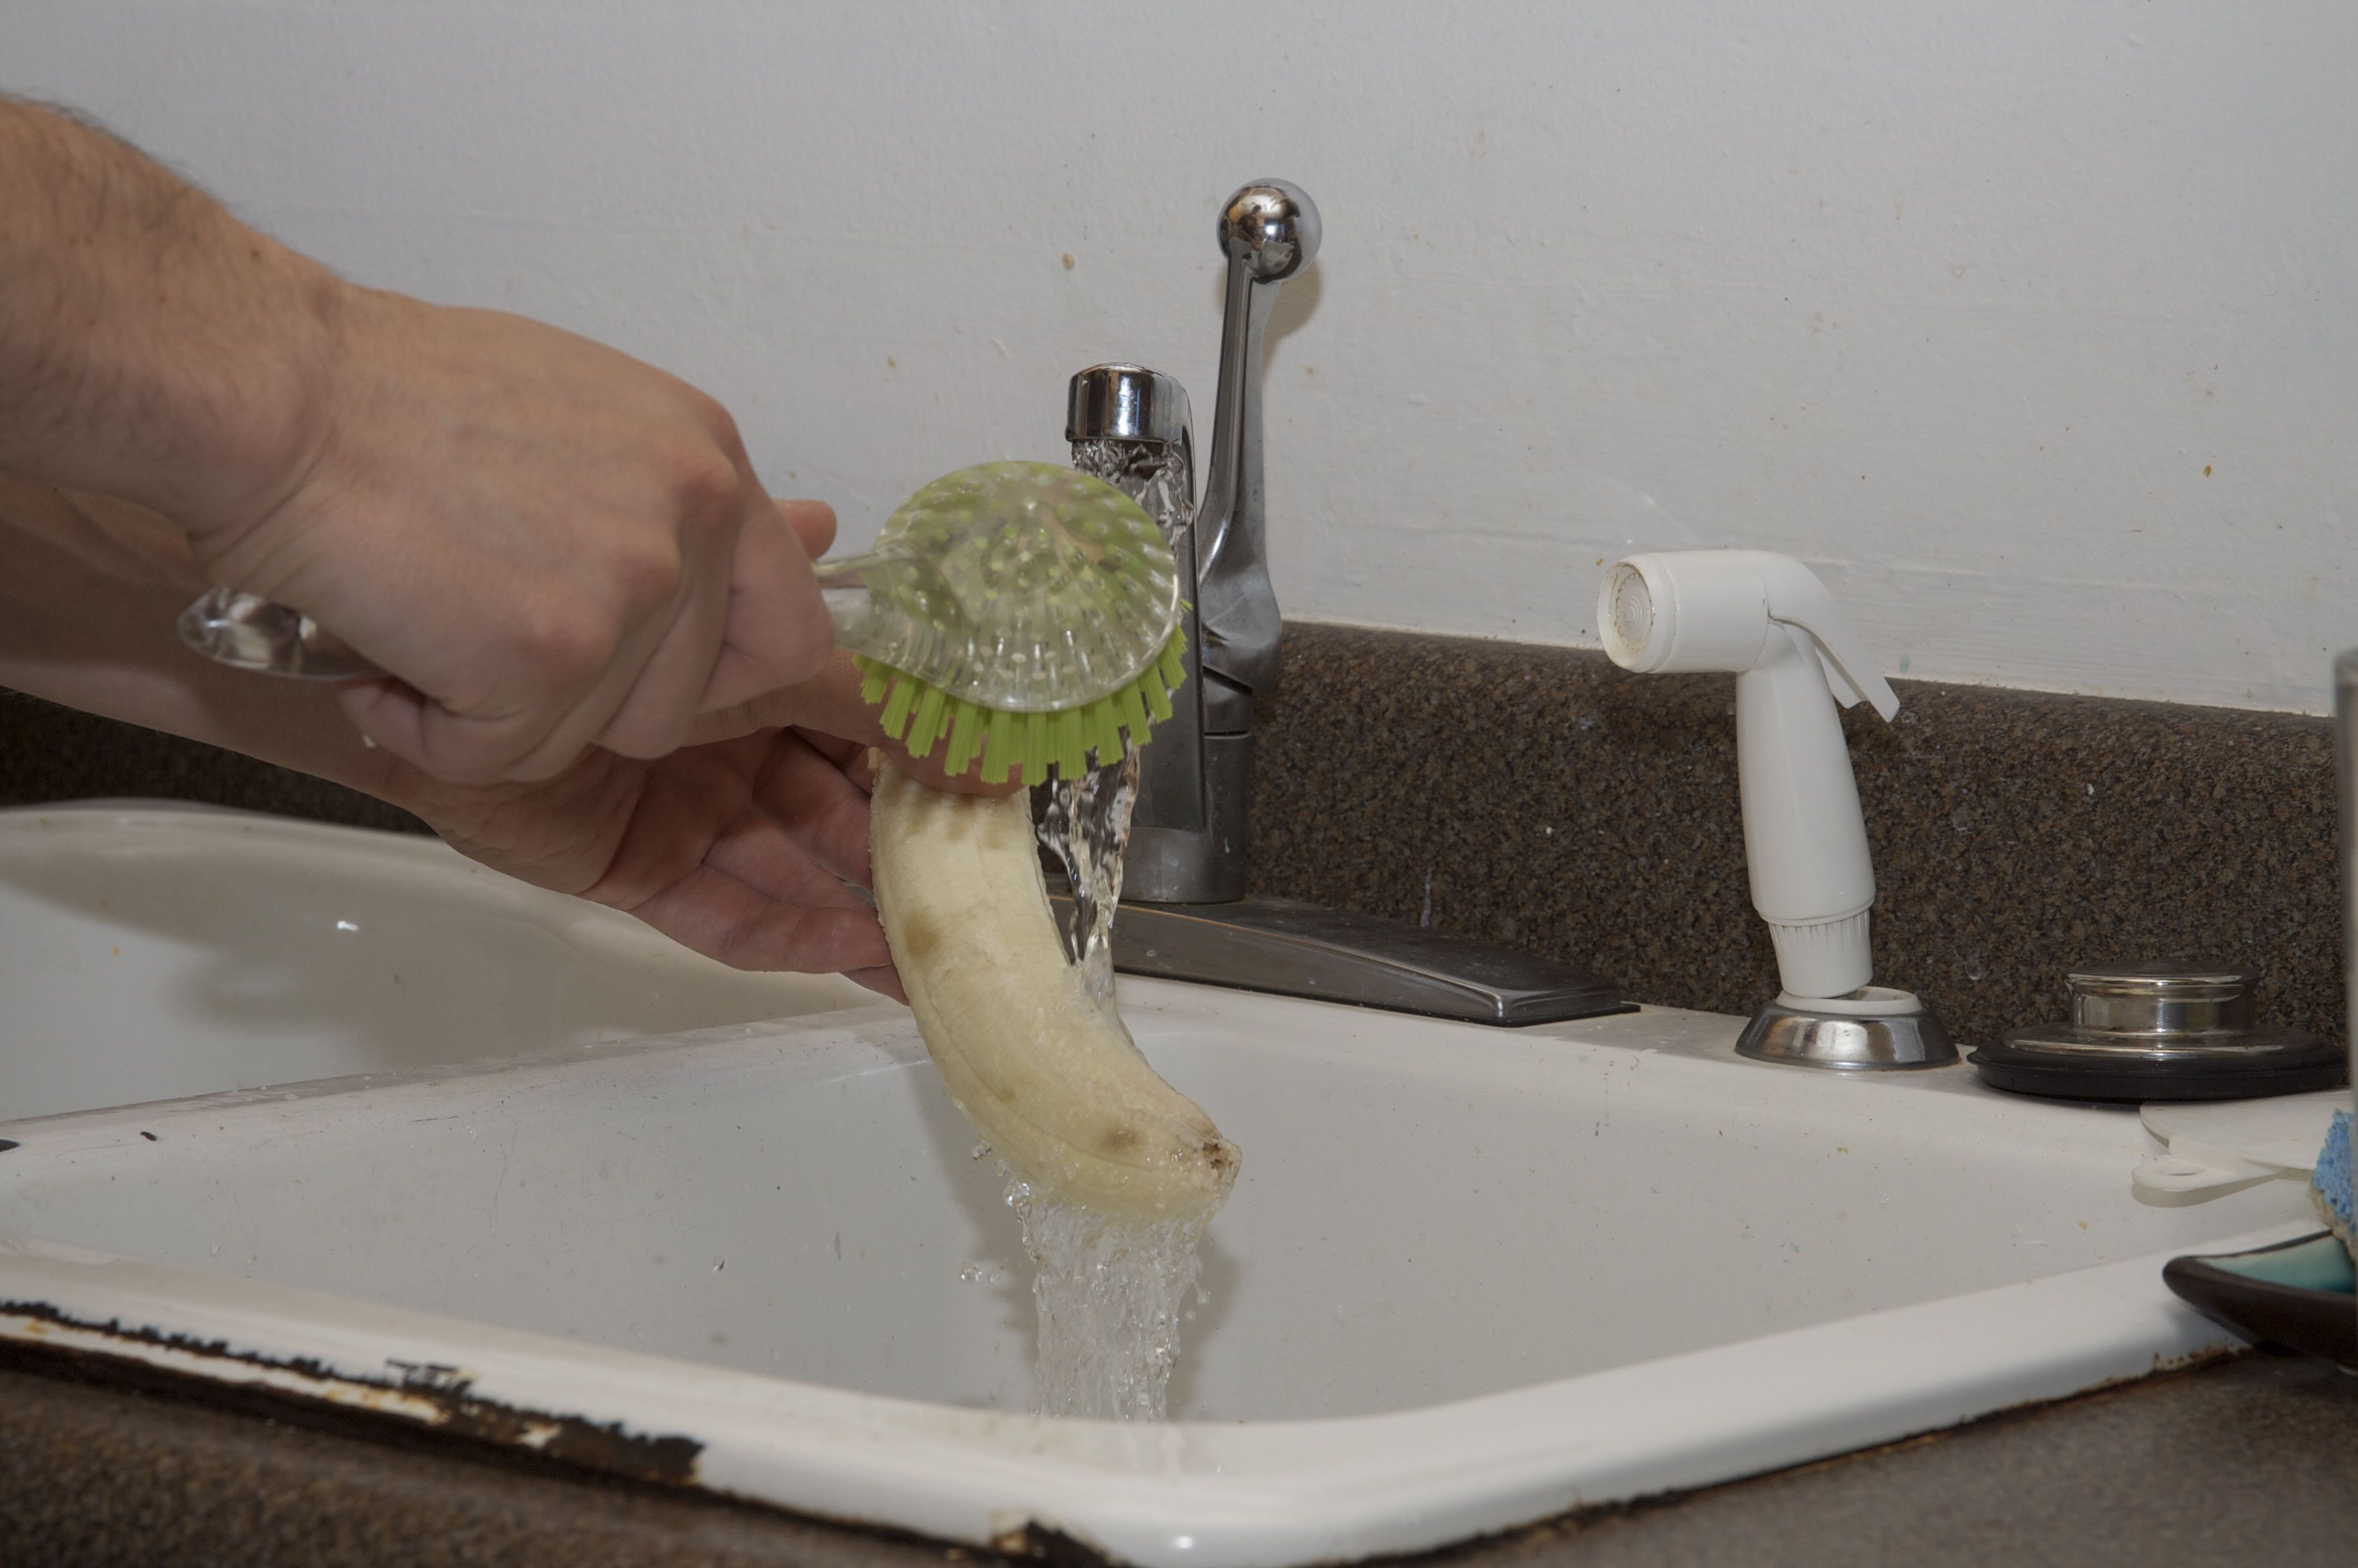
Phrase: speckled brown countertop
[
  {"left": 1, "top": 626, "right": 2353, "bottom": 1563},
  {"left": 6, "top": 622, "right": 2341, "bottom": 1055},
  {"left": 4, "top": 1348, "right": 2353, "bottom": 1567},
  {"left": 1251, "top": 624, "right": 2343, "bottom": 1056}
]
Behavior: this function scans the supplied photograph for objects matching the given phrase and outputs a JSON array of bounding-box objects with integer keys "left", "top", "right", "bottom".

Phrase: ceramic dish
[{"left": 2162, "top": 1232, "right": 2356, "bottom": 1369}]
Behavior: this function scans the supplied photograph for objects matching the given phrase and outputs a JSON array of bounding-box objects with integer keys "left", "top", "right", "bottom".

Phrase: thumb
[
  {"left": 699, "top": 497, "right": 834, "bottom": 715},
  {"left": 776, "top": 496, "right": 836, "bottom": 557}
]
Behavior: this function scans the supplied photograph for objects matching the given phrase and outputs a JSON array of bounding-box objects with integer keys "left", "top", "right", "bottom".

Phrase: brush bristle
[{"left": 854, "top": 623, "right": 1190, "bottom": 786}]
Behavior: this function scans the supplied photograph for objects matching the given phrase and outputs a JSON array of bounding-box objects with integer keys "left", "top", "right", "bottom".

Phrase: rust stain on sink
[{"left": 0, "top": 1298, "right": 703, "bottom": 1485}]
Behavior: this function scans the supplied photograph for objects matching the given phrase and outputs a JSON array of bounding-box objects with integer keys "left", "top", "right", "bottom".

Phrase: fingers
[
  {"left": 695, "top": 493, "right": 835, "bottom": 717},
  {"left": 560, "top": 737, "right": 890, "bottom": 978},
  {"left": 627, "top": 862, "right": 893, "bottom": 976},
  {"left": 689, "top": 650, "right": 1022, "bottom": 796},
  {"left": 215, "top": 297, "right": 847, "bottom": 786},
  {"left": 742, "top": 727, "right": 876, "bottom": 886},
  {"left": 844, "top": 963, "right": 907, "bottom": 1004},
  {"left": 336, "top": 673, "right": 593, "bottom": 787},
  {"left": 342, "top": 651, "right": 647, "bottom": 786},
  {"left": 777, "top": 497, "right": 836, "bottom": 558},
  {"left": 583, "top": 539, "right": 736, "bottom": 765}
]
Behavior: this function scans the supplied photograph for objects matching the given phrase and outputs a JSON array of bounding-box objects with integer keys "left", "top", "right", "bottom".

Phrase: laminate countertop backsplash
[
  {"left": 1, "top": 622, "right": 2342, "bottom": 1057},
  {"left": 1249, "top": 624, "right": 2342, "bottom": 1057}
]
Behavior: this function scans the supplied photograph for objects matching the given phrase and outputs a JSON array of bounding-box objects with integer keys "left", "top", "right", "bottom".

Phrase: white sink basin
[
  {"left": 0, "top": 812, "right": 2316, "bottom": 1565},
  {"left": 0, "top": 803, "right": 868, "bottom": 1122}
]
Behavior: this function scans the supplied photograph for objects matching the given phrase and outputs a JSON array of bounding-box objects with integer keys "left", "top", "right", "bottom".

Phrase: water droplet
[{"left": 971, "top": 1142, "right": 991, "bottom": 1161}]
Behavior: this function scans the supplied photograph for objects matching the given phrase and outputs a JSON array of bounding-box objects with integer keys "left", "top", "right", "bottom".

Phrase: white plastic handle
[{"left": 2130, "top": 1152, "right": 2289, "bottom": 1199}]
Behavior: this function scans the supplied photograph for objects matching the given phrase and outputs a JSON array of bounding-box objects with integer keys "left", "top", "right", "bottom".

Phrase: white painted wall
[{"left": 6, "top": 2, "right": 2353, "bottom": 712}]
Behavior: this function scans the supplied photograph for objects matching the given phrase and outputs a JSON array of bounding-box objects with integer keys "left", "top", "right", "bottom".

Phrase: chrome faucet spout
[{"left": 1064, "top": 181, "right": 1319, "bottom": 904}]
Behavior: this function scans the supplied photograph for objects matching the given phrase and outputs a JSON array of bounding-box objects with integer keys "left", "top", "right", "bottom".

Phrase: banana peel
[{"left": 869, "top": 762, "right": 1238, "bottom": 1225}]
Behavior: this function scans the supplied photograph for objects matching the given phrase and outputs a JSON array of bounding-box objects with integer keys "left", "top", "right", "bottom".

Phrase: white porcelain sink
[
  {"left": 0, "top": 804, "right": 868, "bottom": 1122},
  {"left": 0, "top": 811, "right": 2316, "bottom": 1565}
]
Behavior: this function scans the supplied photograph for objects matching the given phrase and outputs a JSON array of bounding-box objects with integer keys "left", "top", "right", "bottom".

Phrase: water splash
[
  {"left": 1033, "top": 748, "right": 1140, "bottom": 1002},
  {"left": 1017, "top": 425, "right": 1226, "bottom": 1421},
  {"left": 1015, "top": 736, "right": 1211, "bottom": 1420},
  {"left": 1004, "top": 1173, "right": 1208, "bottom": 1421}
]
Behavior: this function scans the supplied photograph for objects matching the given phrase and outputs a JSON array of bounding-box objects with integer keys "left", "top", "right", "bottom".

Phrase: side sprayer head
[
  {"left": 1599, "top": 550, "right": 1896, "bottom": 1000},
  {"left": 1600, "top": 551, "right": 1897, "bottom": 720}
]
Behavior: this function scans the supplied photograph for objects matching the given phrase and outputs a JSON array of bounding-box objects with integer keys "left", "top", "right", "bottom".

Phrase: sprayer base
[{"left": 1735, "top": 987, "right": 1960, "bottom": 1071}]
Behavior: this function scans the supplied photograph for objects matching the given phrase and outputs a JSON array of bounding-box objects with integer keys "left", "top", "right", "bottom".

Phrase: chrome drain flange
[{"left": 1970, "top": 961, "right": 2345, "bottom": 1101}]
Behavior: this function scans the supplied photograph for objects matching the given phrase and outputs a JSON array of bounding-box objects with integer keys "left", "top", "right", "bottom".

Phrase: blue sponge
[{"left": 2312, "top": 1108, "right": 2353, "bottom": 1257}]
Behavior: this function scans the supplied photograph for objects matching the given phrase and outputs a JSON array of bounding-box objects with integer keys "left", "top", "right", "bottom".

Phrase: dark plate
[
  {"left": 2162, "top": 1232, "right": 2356, "bottom": 1369},
  {"left": 1967, "top": 1037, "right": 2348, "bottom": 1101}
]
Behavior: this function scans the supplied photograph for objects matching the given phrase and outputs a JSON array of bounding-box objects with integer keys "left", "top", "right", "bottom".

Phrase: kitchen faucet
[{"left": 1058, "top": 182, "right": 1627, "bottom": 1026}]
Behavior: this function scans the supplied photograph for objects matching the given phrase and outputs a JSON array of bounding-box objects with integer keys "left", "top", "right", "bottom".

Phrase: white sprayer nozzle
[{"left": 1597, "top": 551, "right": 1897, "bottom": 1000}]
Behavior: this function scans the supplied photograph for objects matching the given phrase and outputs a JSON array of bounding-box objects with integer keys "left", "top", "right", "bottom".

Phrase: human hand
[
  {"left": 379, "top": 652, "right": 1015, "bottom": 1003},
  {"left": 191, "top": 288, "right": 834, "bottom": 785},
  {"left": 0, "top": 470, "right": 1012, "bottom": 1003}
]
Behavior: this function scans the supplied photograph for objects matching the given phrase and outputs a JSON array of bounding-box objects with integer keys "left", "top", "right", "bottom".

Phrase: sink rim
[
  {"left": 0, "top": 1215, "right": 2282, "bottom": 1568},
  {"left": 0, "top": 980, "right": 2291, "bottom": 1568}
]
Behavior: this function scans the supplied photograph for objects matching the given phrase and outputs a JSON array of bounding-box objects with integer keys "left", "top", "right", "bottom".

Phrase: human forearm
[
  {"left": 0, "top": 474, "right": 396, "bottom": 798},
  {"left": 0, "top": 98, "right": 843, "bottom": 789},
  {"left": 0, "top": 475, "right": 907, "bottom": 990},
  {"left": 0, "top": 100, "right": 343, "bottom": 534}
]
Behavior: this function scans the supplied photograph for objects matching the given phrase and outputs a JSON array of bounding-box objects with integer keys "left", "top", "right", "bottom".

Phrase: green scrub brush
[{"left": 816, "top": 461, "right": 1187, "bottom": 786}]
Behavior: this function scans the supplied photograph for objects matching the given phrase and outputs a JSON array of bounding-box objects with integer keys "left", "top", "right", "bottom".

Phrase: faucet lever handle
[{"left": 1193, "top": 180, "right": 1319, "bottom": 709}]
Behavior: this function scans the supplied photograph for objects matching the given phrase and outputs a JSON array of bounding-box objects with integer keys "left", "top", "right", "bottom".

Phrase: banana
[{"left": 869, "top": 762, "right": 1239, "bottom": 1225}]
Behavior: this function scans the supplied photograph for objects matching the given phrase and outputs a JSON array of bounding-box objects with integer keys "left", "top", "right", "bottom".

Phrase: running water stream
[{"left": 1006, "top": 749, "right": 1211, "bottom": 1421}]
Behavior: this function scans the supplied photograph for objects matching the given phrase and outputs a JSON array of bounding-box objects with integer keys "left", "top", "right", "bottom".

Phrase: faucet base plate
[{"left": 1051, "top": 892, "right": 1629, "bottom": 1027}]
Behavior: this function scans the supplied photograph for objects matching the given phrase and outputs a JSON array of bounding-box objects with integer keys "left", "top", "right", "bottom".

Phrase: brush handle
[
  {"left": 183, "top": 462, "right": 1179, "bottom": 718},
  {"left": 177, "top": 587, "right": 383, "bottom": 681},
  {"left": 178, "top": 568, "right": 896, "bottom": 686}
]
